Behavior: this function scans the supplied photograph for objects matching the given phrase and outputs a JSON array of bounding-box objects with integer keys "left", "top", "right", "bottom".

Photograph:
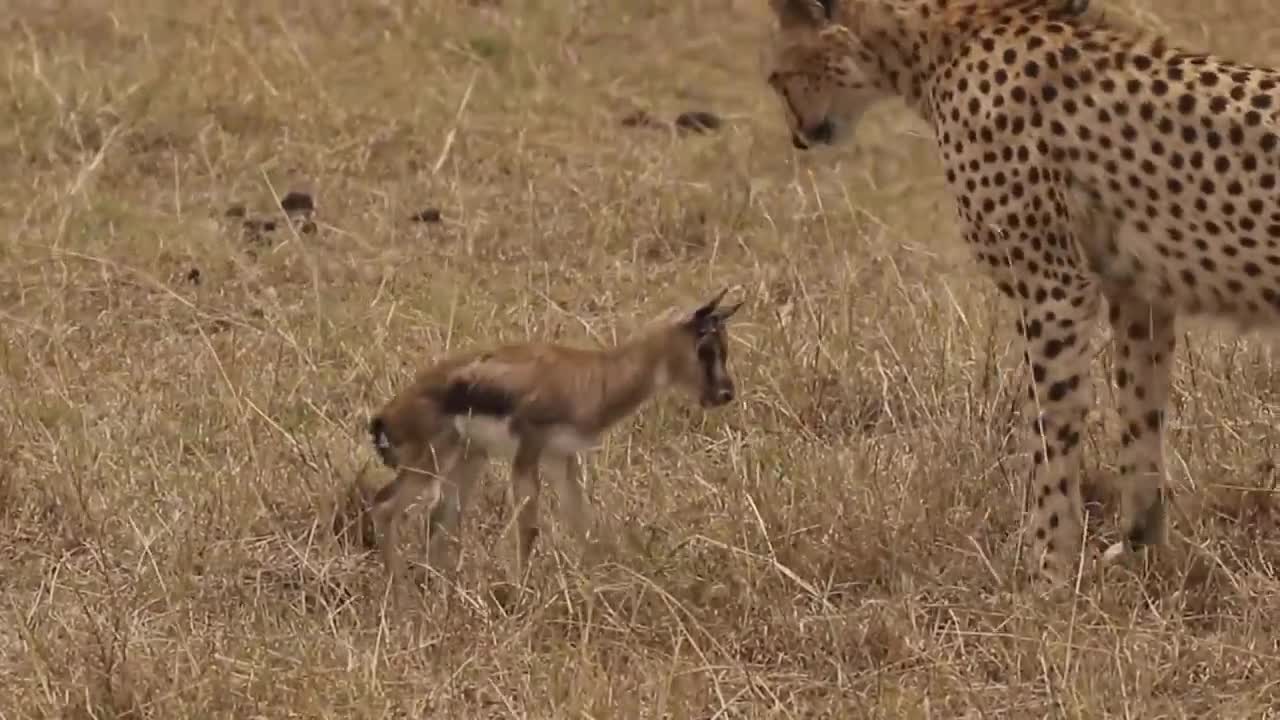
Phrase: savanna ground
[{"left": 6, "top": 0, "right": 1280, "bottom": 716}]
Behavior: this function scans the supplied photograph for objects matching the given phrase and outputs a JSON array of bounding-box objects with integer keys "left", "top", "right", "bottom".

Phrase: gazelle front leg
[
  {"left": 509, "top": 436, "right": 545, "bottom": 583},
  {"left": 426, "top": 450, "right": 488, "bottom": 574},
  {"left": 370, "top": 441, "right": 461, "bottom": 583}
]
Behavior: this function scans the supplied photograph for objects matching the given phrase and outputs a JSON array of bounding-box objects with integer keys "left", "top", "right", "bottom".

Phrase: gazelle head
[{"left": 663, "top": 289, "right": 745, "bottom": 408}]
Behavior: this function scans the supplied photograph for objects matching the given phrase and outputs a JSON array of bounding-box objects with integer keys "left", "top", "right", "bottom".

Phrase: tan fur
[{"left": 367, "top": 290, "right": 743, "bottom": 586}]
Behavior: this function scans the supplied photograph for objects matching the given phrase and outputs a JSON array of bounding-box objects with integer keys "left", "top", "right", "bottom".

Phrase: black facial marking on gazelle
[
  {"left": 369, "top": 415, "right": 397, "bottom": 467},
  {"left": 697, "top": 337, "right": 722, "bottom": 384}
]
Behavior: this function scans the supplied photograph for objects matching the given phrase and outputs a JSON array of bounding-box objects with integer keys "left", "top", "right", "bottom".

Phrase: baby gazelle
[{"left": 367, "top": 289, "right": 744, "bottom": 585}]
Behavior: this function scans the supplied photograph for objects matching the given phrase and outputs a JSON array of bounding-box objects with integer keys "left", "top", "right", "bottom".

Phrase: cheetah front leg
[
  {"left": 1099, "top": 293, "right": 1176, "bottom": 565},
  {"left": 1014, "top": 280, "right": 1103, "bottom": 586}
]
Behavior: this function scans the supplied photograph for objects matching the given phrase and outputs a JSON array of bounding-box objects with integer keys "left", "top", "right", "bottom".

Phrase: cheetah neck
[
  {"left": 839, "top": 3, "right": 956, "bottom": 121},
  {"left": 844, "top": 0, "right": 1058, "bottom": 121}
]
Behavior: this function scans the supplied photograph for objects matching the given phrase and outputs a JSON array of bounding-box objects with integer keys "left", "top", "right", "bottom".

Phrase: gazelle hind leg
[
  {"left": 553, "top": 453, "right": 593, "bottom": 549},
  {"left": 508, "top": 438, "right": 544, "bottom": 584}
]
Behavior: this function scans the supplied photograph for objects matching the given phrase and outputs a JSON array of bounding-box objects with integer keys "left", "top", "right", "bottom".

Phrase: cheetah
[{"left": 763, "top": 0, "right": 1280, "bottom": 586}]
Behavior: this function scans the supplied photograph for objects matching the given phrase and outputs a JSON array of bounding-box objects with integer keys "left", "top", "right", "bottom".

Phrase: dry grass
[{"left": 6, "top": 0, "right": 1280, "bottom": 716}]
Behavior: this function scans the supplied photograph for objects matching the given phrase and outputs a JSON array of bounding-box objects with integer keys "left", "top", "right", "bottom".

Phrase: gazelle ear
[
  {"left": 690, "top": 287, "right": 730, "bottom": 323},
  {"left": 686, "top": 289, "right": 743, "bottom": 331},
  {"left": 715, "top": 300, "right": 745, "bottom": 322},
  {"left": 770, "top": 0, "right": 833, "bottom": 29}
]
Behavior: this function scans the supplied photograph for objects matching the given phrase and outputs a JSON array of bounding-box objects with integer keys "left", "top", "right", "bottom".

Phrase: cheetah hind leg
[
  {"left": 1098, "top": 294, "right": 1175, "bottom": 568},
  {"left": 1101, "top": 494, "right": 1167, "bottom": 564},
  {"left": 1016, "top": 288, "right": 1103, "bottom": 588}
]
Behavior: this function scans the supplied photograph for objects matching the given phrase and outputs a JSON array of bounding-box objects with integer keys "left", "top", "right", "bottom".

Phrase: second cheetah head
[{"left": 765, "top": 0, "right": 885, "bottom": 150}]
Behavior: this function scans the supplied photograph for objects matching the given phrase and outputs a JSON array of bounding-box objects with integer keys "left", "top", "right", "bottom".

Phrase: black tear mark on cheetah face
[{"left": 765, "top": 15, "right": 885, "bottom": 150}]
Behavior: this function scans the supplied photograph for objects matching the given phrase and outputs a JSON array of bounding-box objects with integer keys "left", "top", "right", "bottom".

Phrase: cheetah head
[{"left": 765, "top": 0, "right": 888, "bottom": 150}]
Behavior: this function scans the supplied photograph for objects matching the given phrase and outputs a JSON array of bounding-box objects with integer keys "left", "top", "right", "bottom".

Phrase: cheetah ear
[
  {"left": 771, "top": 0, "right": 832, "bottom": 29},
  {"left": 1059, "top": 0, "right": 1090, "bottom": 16}
]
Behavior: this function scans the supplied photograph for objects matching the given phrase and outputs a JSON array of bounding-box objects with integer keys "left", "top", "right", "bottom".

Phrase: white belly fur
[{"left": 452, "top": 415, "right": 599, "bottom": 459}]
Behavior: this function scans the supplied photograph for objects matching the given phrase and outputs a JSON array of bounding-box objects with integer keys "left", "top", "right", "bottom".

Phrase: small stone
[
  {"left": 675, "top": 111, "right": 723, "bottom": 134},
  {"left": 411, "top": 208, "right": 442, "bottom": 224},
  {"left": 299, "top": 220, "right": 317, "bottom": 234},
  {"left": 185, "top": 268, "right": 201, "bottom": 284},
  {"left": 280, "top": 191, "right": 314, "bottom": 214},
  {"left": 225, "top": 204, "right": 246, "bottom": 218}
]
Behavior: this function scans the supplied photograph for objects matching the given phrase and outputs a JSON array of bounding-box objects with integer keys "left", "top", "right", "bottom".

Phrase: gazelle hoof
[{"left": 1101, "top": 541, "right": 1128, "bottom": 565}]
